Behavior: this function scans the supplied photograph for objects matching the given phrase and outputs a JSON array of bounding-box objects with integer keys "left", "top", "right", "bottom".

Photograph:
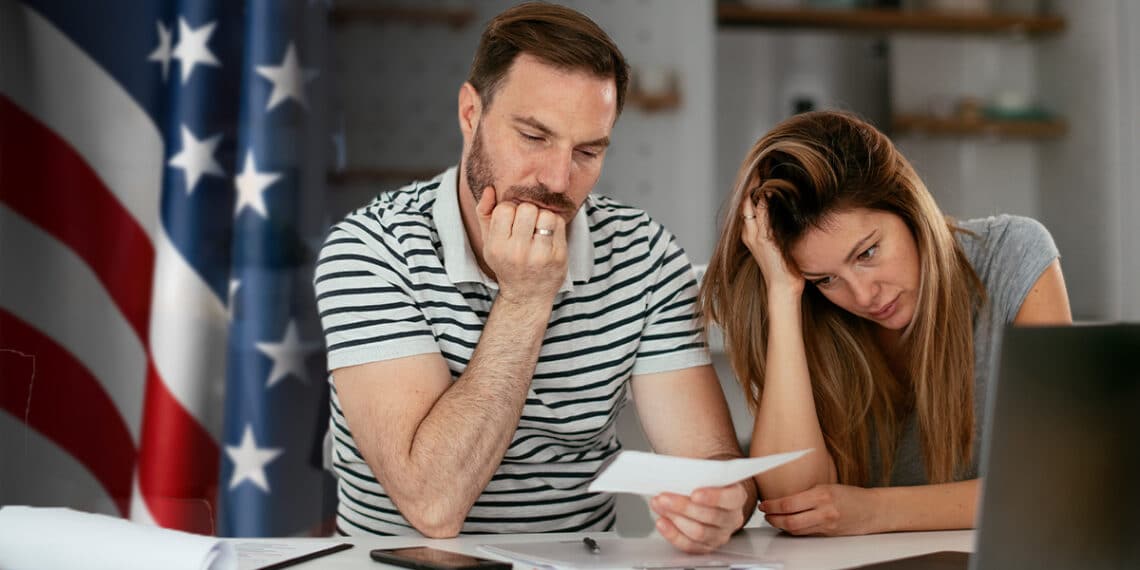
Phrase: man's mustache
[{"left": 504, "top": 184, "right": 575, "bottom": 212}]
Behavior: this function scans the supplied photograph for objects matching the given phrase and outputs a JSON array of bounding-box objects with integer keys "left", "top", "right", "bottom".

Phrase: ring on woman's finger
[
  {"left": 742, "top": 214, "right": 757, "bottom": 220},
  {"left": 534, "top": 228, "right": 555, "bottom": 236}
]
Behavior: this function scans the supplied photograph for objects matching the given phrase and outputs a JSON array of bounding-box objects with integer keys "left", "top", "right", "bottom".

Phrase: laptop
[{"left": 856, "top": 324, "right": 1140, "bottom": 569}]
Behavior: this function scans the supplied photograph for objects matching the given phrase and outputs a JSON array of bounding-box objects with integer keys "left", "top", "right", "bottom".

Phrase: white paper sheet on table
[
  {"left": 479, "top": 537, "right": 781, "bottom": 570},
  {"left": 233, "top": 541, "right": 352, "bottom": 570},
  {"left": 587, "top": 449, "right": 811, "bottom": 496},
  {"left": 0, "top": 506, "right": 236, "bottom": 570}
]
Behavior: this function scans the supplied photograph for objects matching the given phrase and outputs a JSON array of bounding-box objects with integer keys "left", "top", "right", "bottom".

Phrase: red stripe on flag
[
  {"left": 0, "top": 310, "right": 136, "bottom": 516},
  {"left": 137, "top": 363, "right": 221, "bottom": 534},
  {"left": 0, "top": 95, "right": 223, "bottom": 533},
  {"left": 0, "top": 96, "right": 154, "bottom": 341}
]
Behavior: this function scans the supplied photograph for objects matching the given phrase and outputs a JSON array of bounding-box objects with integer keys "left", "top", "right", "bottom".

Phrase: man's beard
[{"left": 464, "top": 126, "right": 577, "bottom": 216}]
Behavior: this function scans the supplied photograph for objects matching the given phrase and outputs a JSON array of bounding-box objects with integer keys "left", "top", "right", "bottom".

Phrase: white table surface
[{"left": 248, "top": 527, "right": 974, "bottom": 570}]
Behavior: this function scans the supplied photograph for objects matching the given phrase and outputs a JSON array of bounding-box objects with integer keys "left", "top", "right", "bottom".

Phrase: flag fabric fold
[{"left": 0, "top": 0, "right": 335, "bottom": 537}]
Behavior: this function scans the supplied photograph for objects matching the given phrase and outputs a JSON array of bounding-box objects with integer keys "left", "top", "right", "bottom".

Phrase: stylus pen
[{"left": 582, "top": 536, "right": 601, "bottom": 554}]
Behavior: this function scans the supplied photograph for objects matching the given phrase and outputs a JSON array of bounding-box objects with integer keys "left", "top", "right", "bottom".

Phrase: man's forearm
[
  {"left": 873, "top": 479, "right": 978, "bottom": 533},
  {"left": 387, "top": 296, "right": 553, "bottom": 536}
]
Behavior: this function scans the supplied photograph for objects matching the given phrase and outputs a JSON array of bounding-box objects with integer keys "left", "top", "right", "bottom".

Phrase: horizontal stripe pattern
[{"left": 314, "top": 172, "right": 709, "bottom": 535}]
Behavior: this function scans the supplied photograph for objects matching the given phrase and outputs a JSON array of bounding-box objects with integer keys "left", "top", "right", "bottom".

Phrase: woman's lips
[{"left": 870, "top": 297, "right": 898, "bottom": 321}]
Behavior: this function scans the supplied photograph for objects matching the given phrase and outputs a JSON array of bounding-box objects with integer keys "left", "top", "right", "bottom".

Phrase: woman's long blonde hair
[{"left": 701, "top": 111, "right": 984, "bottom": 485}]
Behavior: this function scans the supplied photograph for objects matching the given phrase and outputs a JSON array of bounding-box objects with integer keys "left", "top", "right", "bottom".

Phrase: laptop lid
[{"left": 973, "top": 324, "right": 1140, "bottom": 570}]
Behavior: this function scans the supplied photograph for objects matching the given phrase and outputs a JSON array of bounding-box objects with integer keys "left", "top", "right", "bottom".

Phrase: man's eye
[
  {"left": 521, "top": 132, "right": 543, "bottom": 142},
  {"left": 576, "top": 149, "right": 598, "bottom": 159}
]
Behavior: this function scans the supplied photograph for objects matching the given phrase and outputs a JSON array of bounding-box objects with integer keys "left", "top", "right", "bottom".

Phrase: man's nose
[{"left": 536, "top": 148, "right": 572, "bottom": 195}]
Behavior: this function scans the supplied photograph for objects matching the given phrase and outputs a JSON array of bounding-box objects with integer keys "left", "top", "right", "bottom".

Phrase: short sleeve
[
  {"left": 314, "top": 226, "right": 440, "bottom": 370},
  {"left": 968, "top": 215, "right": 1060, "bottom": 324},
  {"left": 631, "top": 225, "right": 712, "bottom": 376}
]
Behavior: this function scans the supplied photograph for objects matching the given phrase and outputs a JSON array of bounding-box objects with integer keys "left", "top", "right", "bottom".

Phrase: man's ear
[{"left": 458, "top": 82, "right": 482, "bottom": 141}]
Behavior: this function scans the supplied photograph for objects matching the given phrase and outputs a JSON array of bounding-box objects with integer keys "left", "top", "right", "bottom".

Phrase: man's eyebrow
[
  {"left": 512, "top": 115, "right": 553, "bottom": 136},
  {"left": 512, "top": 115, "right": 610, "bottom": 148},
  {"left": 580, "top": 135, "right": 610, "bottom": 149},
  {"left": 799, "top": 231, "right": 876, "bottom": 278}
]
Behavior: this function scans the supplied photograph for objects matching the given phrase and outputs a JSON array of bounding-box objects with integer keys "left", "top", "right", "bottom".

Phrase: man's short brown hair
[{"left": 468, "top": 2, "right": 630, "bottom": 117}]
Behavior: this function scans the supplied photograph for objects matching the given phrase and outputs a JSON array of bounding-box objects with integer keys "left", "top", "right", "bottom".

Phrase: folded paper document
[{"left": 588, "top": 449, "right": 811, "bottom": 496}]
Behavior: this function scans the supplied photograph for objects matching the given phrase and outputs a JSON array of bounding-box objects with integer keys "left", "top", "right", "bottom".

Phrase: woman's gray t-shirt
[{"left": 873, "top": 214, "right": 1060, "bottom": 486}]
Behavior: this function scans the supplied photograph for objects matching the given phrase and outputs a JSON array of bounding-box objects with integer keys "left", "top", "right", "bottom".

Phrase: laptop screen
[{"left": 973, "top": 324, "right": 1140, "bottom": 569}]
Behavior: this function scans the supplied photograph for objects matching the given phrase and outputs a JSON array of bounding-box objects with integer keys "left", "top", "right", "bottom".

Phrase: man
[{"left": 314, "top": 2, "right": 755, "bottom": 553}]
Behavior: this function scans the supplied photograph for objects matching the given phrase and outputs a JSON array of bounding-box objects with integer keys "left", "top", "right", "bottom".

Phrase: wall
[
  {"left": 891, "top": 36, "right": 1042, "bottom": 221},
  {"left": 331, "top": 0, "right": 717, "bottom": 261},
  {"left": 1038, "top": 0, "right": 1129, "bottom": 320},
  {"left": 1118, "top": 1, "right": 1140, "bottom": 320},
  {"left": 716, "top": 29, "right": 889, "bottom": 209}
]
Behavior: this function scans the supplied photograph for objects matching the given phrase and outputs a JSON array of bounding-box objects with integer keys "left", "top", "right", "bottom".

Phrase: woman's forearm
[
  {"left": 872, "top": 479, "right": 979, "bottom": 533},
  {"left": 751, "top": 290, "right": 836, "bottom": 497}
]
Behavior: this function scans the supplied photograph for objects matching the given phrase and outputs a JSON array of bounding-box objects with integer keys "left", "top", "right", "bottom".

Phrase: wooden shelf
[
  {"left": 717, "top": 5, "right": 1065, "bottom": 36},
  {"left": 330, "top": 6, "right": 476, "bottom": 29},
  {"left": 628, "top": 70, "right": 684, "bottom": 113},
  {"left": 629, "top": 91, "right": 683, "bottom": 112},
  {"left": 892, "top": 114, "right": 1067, "bottom": 139}
]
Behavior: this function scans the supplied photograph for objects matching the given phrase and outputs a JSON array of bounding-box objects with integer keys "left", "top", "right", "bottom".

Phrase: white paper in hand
[{"left": 588, "top": 449, "right": 811, "bottom": 496}]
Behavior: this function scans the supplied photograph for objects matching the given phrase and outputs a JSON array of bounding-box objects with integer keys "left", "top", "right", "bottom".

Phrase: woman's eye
[
  {"left": 857, "top": 244, "right": 879, "bottom": 261},
  {"left": 813, "top": 276, "right": 834, "bottom": 288}
]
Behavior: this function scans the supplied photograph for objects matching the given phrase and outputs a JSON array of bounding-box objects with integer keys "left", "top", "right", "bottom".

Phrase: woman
[{"left": 700, "top": 111, "right": 1072, "bottom": 536}]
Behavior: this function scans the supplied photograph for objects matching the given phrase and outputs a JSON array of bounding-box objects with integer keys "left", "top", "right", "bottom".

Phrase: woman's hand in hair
[
  {"left": 758, "top": 483, "right": 884, "bottom": 536},
  {"left": 740, "top": 193, "right": 804, "bottom": 297}
]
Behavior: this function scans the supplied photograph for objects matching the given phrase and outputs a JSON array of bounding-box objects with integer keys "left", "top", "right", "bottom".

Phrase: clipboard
[{"left": 478, "top": 537, "right": 776, "bottom": 569}]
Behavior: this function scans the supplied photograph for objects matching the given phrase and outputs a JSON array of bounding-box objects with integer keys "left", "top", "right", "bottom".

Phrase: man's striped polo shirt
[{"left": 314, "top": 167, "right": 710, "bottom": 536}]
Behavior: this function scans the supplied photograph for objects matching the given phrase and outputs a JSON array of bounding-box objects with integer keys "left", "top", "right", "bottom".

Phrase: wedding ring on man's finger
[{"left": 534, "top": 228, "right": 555, "bottom": 236}]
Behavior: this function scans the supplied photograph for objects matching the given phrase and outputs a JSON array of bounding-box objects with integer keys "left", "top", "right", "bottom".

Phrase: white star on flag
[
  {"left": 228, "top": 278, "right": 241, "bottom": 321},
  {"left": 256, "top": 320, "right": 319, "bottom": 388},
  {"left": 147, "top": 21, "right": 173, "bottom": 81},
  {"left": 172, "top": 18, "right": 220, "bottom": 84},
  {"left": 167, "top": 124, "right": 224, "bottom": 193},
  {"left": 256, "top": 43, "right": 319, "bottom": 111},
  {"left": 225, "top": 425, "right": 283, "bottom": 492},
  {"left": 234, "top": 151, "right": 281, "bottom": 218}
]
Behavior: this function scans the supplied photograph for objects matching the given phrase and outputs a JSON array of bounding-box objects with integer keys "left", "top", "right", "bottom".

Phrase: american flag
[{"left": 0, "top": 0, "right": 336, "bottom": 537}]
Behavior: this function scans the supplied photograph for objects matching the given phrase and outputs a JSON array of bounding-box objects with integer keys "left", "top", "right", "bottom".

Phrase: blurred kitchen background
[
  {"left": 324, "top": 0, "right": 1140, "bottom": 533},
  {"left": 5, "top": 0, "right": 1135, "bottom": 537},
  {"left": 328, "top": 0, "right": 1140, "bottom": 325}
]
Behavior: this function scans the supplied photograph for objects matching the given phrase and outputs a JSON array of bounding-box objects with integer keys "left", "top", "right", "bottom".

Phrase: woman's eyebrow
[{"left": 799, "top": 231, "right": 876, "bottom": 278}]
